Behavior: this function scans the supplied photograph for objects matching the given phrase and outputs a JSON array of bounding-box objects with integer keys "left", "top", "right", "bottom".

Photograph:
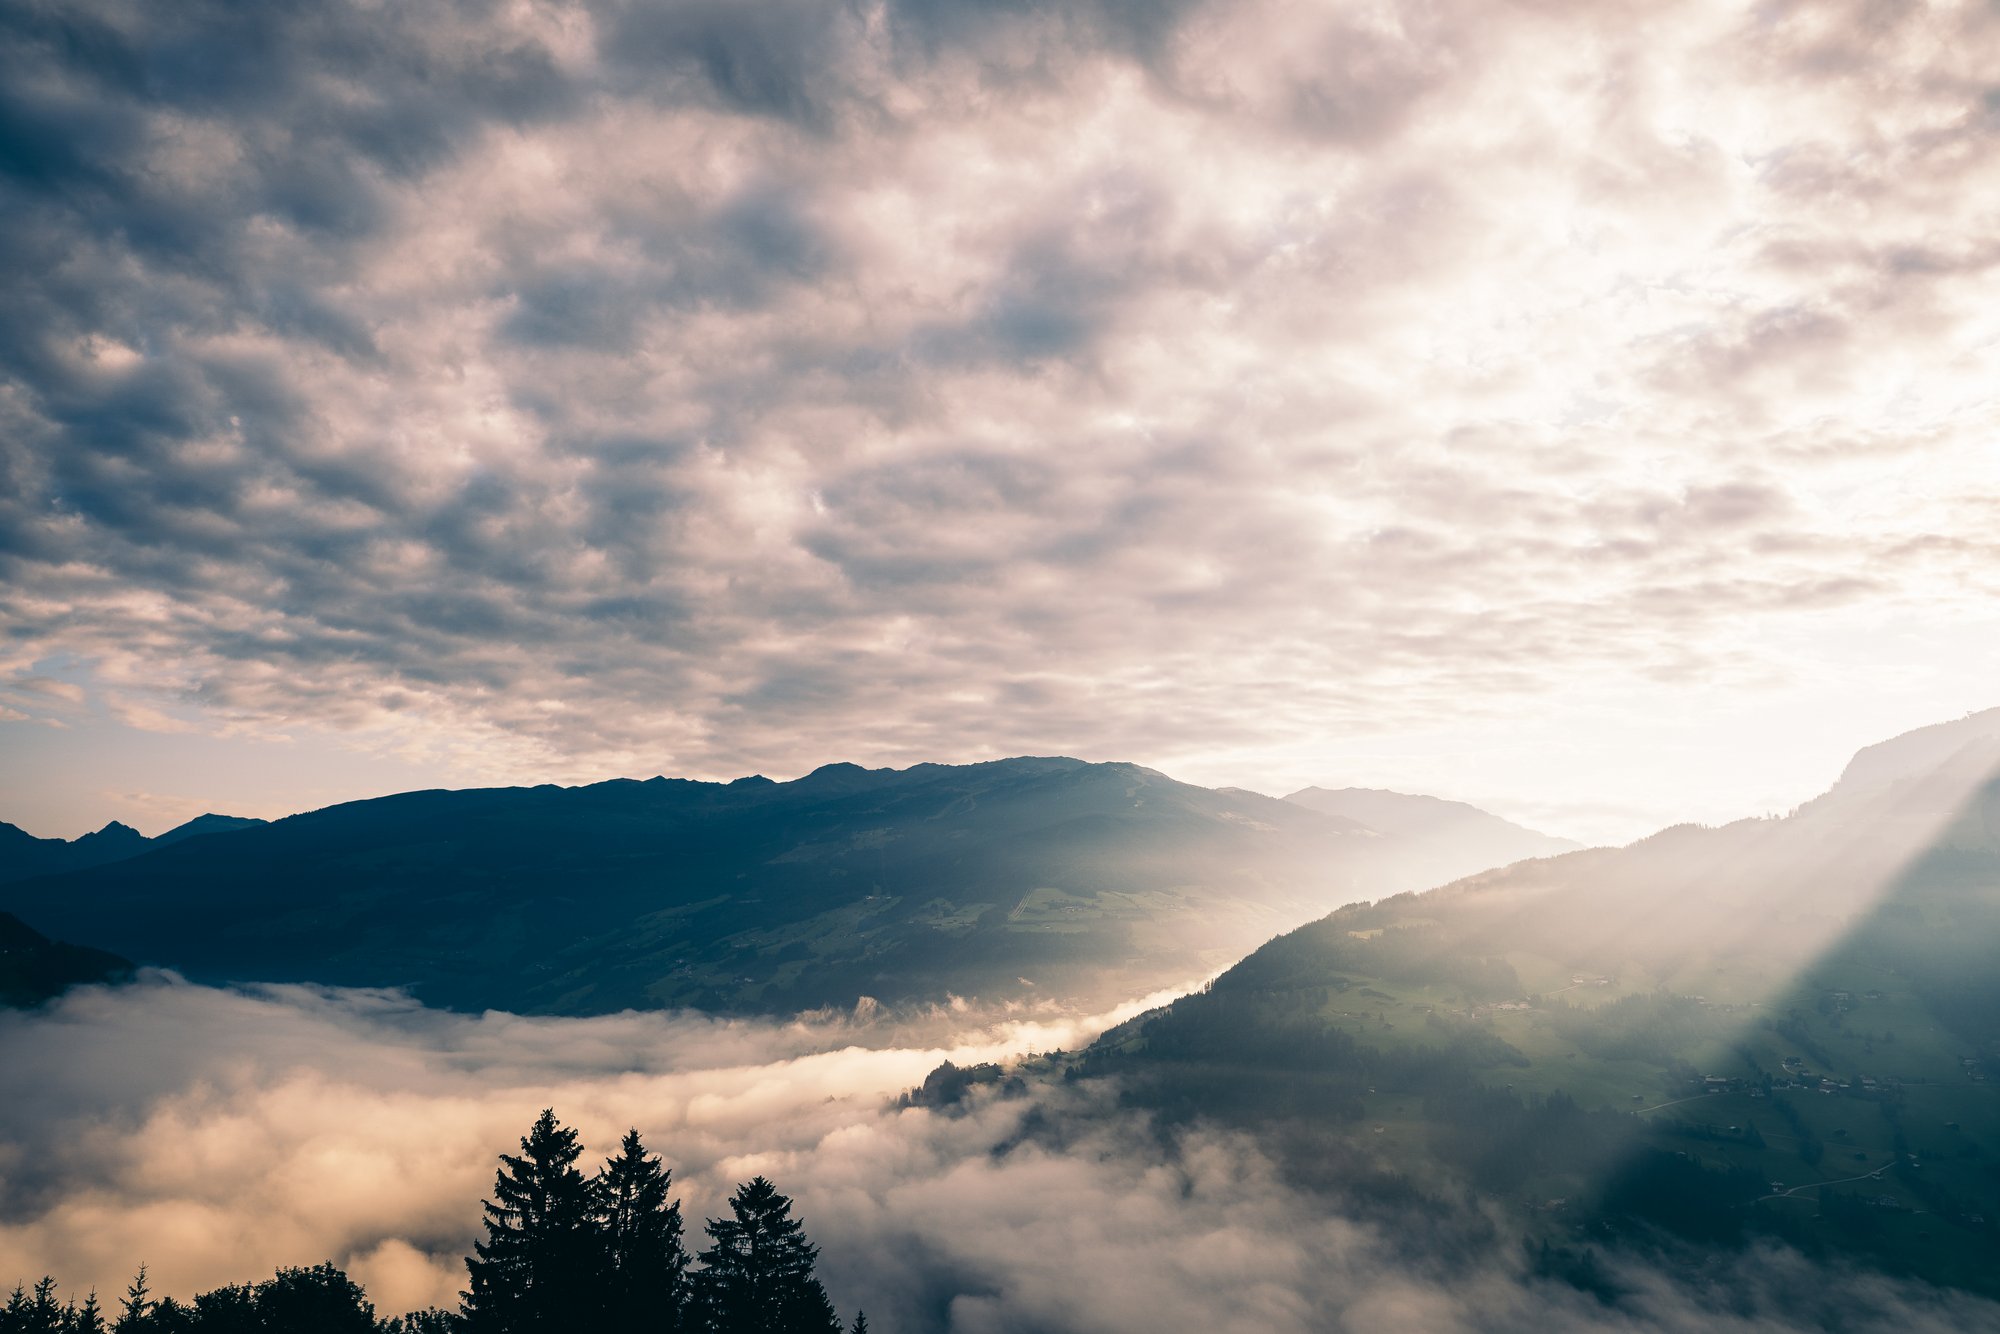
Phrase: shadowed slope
[
  {"left": 2, "top": 758, "right": 1422, "bottom": 1016},
  {"left": 0, "top": 911, "right": 132, "bottom": 1007}
]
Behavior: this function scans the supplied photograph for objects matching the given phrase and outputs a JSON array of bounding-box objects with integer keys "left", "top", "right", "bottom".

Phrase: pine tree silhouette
[
  {"left": 2, "top": 1284, "right": 28, "bottom": 1333},
  {"left": 462, "top": 1110, "right": 602, "bottom": 1333},
  {"left": 691, "top": 1178, "right": 841, "bottom": 1334},
  {"left": 146, "top": 1295, "right": 195, "bottom": 1332},
  {"left": 75, "top": 1289, "right": 106, "bottom": 1334},
  {"left": 849, "top": 1313, "right": 869, "bottom": 1334},
  {"left": 596, "top": 1129, "right": 690, "bottom": 1332},
  {"left": 113, "top": 1267, "right": 151, "bottom": 1334},
  {"left": 25, "top": 1276, "right": 62, "bottom": 1334}
]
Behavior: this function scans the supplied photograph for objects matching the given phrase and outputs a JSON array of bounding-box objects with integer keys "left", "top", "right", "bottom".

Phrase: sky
[{"left": 2, "top": 0, "right": 1997, "bottom": 844}]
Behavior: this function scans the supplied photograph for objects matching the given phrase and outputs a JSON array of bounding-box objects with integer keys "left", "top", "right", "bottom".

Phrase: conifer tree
[
  {"left": 849, "top": 1313, "right": 869, "bottom": 1334},
  {"left": 75, "top": 1291, "right": 106, "bottom": 1334},
  {"left": 113, "top": 1267, "right": 151, "bottom": 1334},
  {"left": 26, "top": 1277, "right": 61, "bottom": 1334},
  {"left": 690, "top": 1178, "right": 841, "bottom": 1334},
  {"left": 595, "top": 1129, "right": 690, "bottom": 1332},
  {"left": 462, "top": 1109, "right": 602, "bottom": 1333},
  {"left": 145, "top": 1296, "right": 194, "bottom": 1333}
]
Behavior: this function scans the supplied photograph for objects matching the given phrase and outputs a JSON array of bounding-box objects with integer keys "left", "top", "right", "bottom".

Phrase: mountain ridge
[
  {"left": 1, "top": 757, "right": 1556, "bottom": 1017},
  {"left": 0, "top": 812, "right": 269, "bottom": 884}
]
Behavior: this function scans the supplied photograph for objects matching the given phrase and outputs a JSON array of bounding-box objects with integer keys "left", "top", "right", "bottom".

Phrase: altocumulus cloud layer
[
  {"left": 2, "top": 977, "right": 1996, "bottom": 1332},
  {"left": 2, "top": 0, "right": 1999, "bottom": 828}
]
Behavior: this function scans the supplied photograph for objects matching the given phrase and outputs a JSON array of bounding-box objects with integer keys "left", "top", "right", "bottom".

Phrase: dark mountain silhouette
[
  {"left": 0, "top": 819, "right": 148, "bottom": 884},
  {"left": 1083, "top": 709, "right": 2000, "bottom": 1297},
  {"left": 1, "top": 813, "right": 266, "bottom": 884},
  {"left": 2, "top": 757, "right": 1545, "bottom": 1017},
  {"left": 0, "top": 910, "right": 133, "bottom": 1007}
]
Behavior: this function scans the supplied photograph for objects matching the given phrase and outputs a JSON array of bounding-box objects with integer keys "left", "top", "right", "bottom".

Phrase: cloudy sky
[{"left": 2, "top": 0, "right": 1996, "bottom": 843}]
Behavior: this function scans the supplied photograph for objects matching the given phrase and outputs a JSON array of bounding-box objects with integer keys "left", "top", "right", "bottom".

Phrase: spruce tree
[
  {"left": 462, "top": 1109, "right": 602, "bottom": 1333},
  {"left": 75, "top": 1291, "right": 106, "bottom": 1334},
  {"left": 595, "top": 1129, "right": 690, "bottom": 1332},
  {"left": 690, "top": 1178, "right": 841, "bottom": 1334},
  {"left": 26, "top": 1277, "right": 61, "bottom": 1334},
  {"left": 113, "top": 1268, "right": 150, "bottom": 1334},
  {"left": 849, "top": 1313, "right": 869, "bottom": 1334},
  {"left": 145, "top": 1297, "right": 194, "bottom": 1333}
]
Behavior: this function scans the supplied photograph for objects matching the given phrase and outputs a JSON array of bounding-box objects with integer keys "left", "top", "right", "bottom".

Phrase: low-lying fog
[{"left": 1, "top": 976, "right": 1991, "bottom": 1333}]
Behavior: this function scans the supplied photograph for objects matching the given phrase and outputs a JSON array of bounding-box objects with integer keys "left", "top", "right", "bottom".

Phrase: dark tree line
[{"left": 3, "top": 1111, "right": 869, "bottom": 1334}]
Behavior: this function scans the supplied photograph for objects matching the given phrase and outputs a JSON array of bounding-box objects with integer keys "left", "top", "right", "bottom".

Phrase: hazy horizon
[{"left": 11, "top": 702, "right": 1999, "bottom": 846}]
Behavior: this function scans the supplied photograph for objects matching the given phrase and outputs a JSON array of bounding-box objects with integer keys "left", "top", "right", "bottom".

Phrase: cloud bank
[
  {"left": 1, "top": 0, "right": 1997, "bottom": 838},
  {"left": 3, "top": 976, "right": 1997, "bottom": 1331}
]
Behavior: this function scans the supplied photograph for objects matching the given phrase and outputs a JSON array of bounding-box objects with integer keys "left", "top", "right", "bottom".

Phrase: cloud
[
  {"left": 0, "top": 974, "right": 1173, "bottom": 1313},
  {"left": 2, "top": 977, "right": 1996, "bottom": 1331},
  {"left": 1, "top": 0, "right": 1997, "bottom": 835}
]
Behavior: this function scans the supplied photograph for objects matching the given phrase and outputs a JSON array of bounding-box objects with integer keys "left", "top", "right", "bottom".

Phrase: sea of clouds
[{"left": 2, "top": 974, "right": 1995, "bottom": 1332}]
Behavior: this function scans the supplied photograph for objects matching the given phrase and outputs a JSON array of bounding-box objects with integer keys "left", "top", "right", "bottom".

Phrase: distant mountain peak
[
  {"left": 76, "top": 821, "right": 147, "bottom": 847},
  {"left": 1282, "top": 786, "right": 1577, "bottom": 849},
  {"left": 0, "top": 811, "right": 265, "bottom": 883}
]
